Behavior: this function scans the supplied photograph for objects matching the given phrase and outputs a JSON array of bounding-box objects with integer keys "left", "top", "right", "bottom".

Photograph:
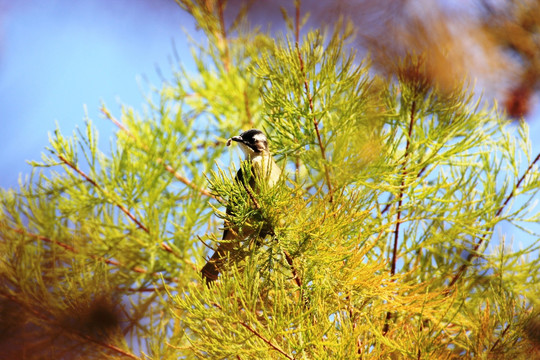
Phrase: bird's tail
[{"left": 201, "top": 228, "right": 237, "bottom": 284}]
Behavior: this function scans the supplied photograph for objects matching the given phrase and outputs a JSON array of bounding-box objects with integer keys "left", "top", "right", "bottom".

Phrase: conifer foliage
[{"left": 1, "top": 1, "right": 539, "bottom": 359}]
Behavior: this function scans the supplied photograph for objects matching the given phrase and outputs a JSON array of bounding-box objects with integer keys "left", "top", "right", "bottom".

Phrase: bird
[{"left": 201, "top": 129, "right": 281, "bottom": 284}]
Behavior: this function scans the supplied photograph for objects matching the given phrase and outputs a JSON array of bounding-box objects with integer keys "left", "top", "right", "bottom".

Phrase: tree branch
[
  {"left": 57, "top": 154, "right": 149, "bottom": 233},
  {"left": 7, "top": 226, "right": 148, "bottom": 274},
  {"left": 489, "top": 322, "right": 511, "bottom": 353},
  {"left": 239, "top": 322, "right": 294, "bottom": 360},
  {"left": 101, "top": 107, "right": 218, "bottom": 200},
  {"left": 78, "top": 332, "right": 142, "bottom": 360},
  {"left": 241, "top": 181, "right": 261, "bottom": 210},
  {"left": 390, "top": 100, "right": 417, "bottom": 276},
  {"left": 384, "top": 100, "right": 417, "bottom": 335},
  {"left": 284, "top": 250, "right": 302, "bottom": 288},
  {"left": 448, "top": 150, "right": 540, "bottom": 288}
]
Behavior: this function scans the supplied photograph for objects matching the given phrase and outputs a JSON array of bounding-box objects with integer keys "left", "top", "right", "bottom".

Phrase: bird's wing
[{"left": 201, "top": 165, "right": 254, "bottom": 283}]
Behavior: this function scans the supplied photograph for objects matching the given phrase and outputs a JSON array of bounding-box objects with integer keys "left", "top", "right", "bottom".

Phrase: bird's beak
[{"left": 226, "top": 135, "right": 243, "bottom": 147}]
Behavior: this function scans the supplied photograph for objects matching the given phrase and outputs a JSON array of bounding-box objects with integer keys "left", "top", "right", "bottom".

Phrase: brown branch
[
  {"left": 242, "top": 181, "right": 261, "bottom": 210},
  {"left": 6, "top": 226, "right": 187, "bottom": 285},
  {"left": 384, "top": 100, "right": 417, "bottom": 336},
  {"left": 57, "top": 154, "right": 149, "bottom": 233},
  {"left": 380, "top": 200, "right": 392, "bottom": 215},
  {"left": 380, "top": 163, "right": 429, "bottom": 215},
  {"left": 162, "top": 162, "right": 216, "bottom": 199},
  {"left": 239, "top": 322, "right": 294, "bottom": 360},
  {"left": 101, "top": 107, "right": 131, "bottom": 136},
  {"left": 448, "top": 151, "right": 540, "bottom": 288},
  {"left": 126, "top": 287, "right": 164, "bottom": 292},
  {"left": 283, "top": 249, "right": 309, "bottom": 309},
  {"left": 390, "top": 100, "right": 417, "bottom": 276},
  {"left": 159, "top": 242, "right": 175, "bottom": 255},
  {"left": 101, "top": 107, "right": 218, "bottom": 200},
  {"left": 7, "top": 226, "right": 148, "bottom": 274},
  {"left": 184, "top": 140, "right": 222, "bottom": 153},
  {"left": 78, "top": 332, "right": 142, "bottom": 360},
  {"left": 284, "top": 250, "right": 302, "bottom": 288},
  {"left": 382, "top": 311, "right": 395, "bottom": 336},
  {"left": 489, "top": 322, "right": 511, "bottom": 353}
]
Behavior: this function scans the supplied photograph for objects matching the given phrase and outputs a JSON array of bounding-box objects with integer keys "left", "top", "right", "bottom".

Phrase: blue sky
[{"left": 0, "top": 1, "right": 195, "bottom": 188}]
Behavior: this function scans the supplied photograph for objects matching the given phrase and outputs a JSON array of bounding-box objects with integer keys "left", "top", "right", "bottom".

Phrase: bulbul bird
[{"left": 201, "top": 129, "right": 281, "bottom": 283}]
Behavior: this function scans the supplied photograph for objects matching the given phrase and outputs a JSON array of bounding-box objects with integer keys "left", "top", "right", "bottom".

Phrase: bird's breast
[{"left": 251, "top": 154, "right": 281, "bottom": 187}]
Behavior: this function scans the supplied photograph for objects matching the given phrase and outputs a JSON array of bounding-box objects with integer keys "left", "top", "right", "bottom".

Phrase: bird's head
[{"left": 226, "top": 129, "right": 269, "bottom": 157}]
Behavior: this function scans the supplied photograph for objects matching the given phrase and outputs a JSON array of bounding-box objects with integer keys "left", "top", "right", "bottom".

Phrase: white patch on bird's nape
[
  {"left": 252, "top": 132, "right": 268, "bottom": 153},
  {"left": 253, "top": 133, "right": 267, "bottom": 143}
]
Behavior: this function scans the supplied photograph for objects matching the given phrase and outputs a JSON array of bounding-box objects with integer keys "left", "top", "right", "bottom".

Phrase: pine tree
[{"left": 1, "top": 1, "right": 539, "bottom": 359}]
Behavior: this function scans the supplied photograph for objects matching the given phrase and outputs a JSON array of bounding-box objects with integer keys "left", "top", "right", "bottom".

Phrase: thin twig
[
  {"left": 78, "top": 332, "right": 142, "bottom": 360},
  {"left": 382, "top": 311, "right": 395, "bottom": 336},
  {"left": 159, "top": 242, "right": 175, "bottom": 255},
  {"left": 126, "top": 287, "right": 164, "bottom": 292},
  {"left": 390, "top": 100, "right": 417, "bottom": 276},
  {"left": 380, "top": 200, "right": 392, "bottom": 215},
  {"left": 57, "top": 154, "right": 149, "bottom": 233},
  {"left": 184, "top": 140, "right": 222, "bottom": 153},
  {"left": 7, "top": 226, "right": 148, "bottom": 274},
  {"left": 162, "top": 162, "right": 216, "bottom": 199},
  {"left": 101, "top": 107, "right": 217, "bottom": 200},
  {"left": 283, "top": 249, "right": 309, "bottom": 309},
  {"left": 101, "top": 107, "right": 131, "bottom": 135},
  {"left": 489, "top": 322, "right": 511, "bottom": 352},
  {"left": 283, "top": 250, "right": 302, "bottom": 288},
  {"left": 448, "top": 151, "right": 540, "bottom": 288},
  {"left": 384, "top": 100, "right": 417, "bottom": 335},
  {"left": 242, "top": 181, "right": 261, "bottom": 210},
  {"left": 239, "top": 322, "right": 294, "bottom": 360}
]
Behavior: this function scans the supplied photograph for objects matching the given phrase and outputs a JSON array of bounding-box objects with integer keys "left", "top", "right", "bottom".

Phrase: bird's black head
[{"left": 227, "top": 129, "right": 269, "bottom": 154}]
